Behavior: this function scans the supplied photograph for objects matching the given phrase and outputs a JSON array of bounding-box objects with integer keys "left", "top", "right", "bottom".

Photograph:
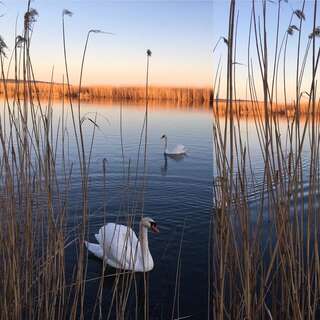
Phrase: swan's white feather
[
  {"left": 98, "top": 223, "right": 138, "bottom": 269},
  {"left": 86, "top": 222, "right": 154, "bottom": 272},
  {"left": 165, "top": 144, "right": 187, "bottom": 155},
  {"left": 85, "top": 241, "right": 104, "bottom": 259}
]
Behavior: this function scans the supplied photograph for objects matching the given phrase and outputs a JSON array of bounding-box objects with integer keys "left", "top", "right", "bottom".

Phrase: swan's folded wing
[
  {"left": 172, "top": 144, "right": 187, "bottom": 154},
  {"left": 99, "top": 223, "right": 139, "bottom": 269},
  {"left": 85, "top": 241, "right": 104, "bottom": 259}
]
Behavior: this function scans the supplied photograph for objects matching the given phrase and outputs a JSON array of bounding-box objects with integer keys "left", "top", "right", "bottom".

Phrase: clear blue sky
[
  {"left": 0, "top": 0, "right": 214, "bottom": 87},
  {"left": 0, "top": 0, "right": 318, "bottom": 101}
]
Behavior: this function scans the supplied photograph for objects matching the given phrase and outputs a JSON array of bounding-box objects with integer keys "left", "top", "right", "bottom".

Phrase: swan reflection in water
[{"left": 161, "top": 153, "right": 186, "bottom": 176}]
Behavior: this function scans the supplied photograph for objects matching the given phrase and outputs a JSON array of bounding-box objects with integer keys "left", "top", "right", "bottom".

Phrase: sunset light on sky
[
  {"left": 0, "top": 0, "right": 317, "bottom": 101},
  {"left": 0, "top": 1, "right": 214, "bottom": 87}
]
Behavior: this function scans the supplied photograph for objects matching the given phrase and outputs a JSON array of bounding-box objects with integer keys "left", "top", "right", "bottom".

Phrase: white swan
[
  {"left": 161, "top": 134, "right": 187, "bottom": 156},
  {"left": 85, "top": 217, "right": 159, "bottom": 272}
]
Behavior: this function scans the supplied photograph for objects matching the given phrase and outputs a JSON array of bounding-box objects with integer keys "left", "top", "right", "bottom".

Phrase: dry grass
[
  {"left": 210, "top": 0, "right": 320, "bottom": 319},
  {"left": 0, "top": 81, "right": 213, "bottom": 105},
  {"left": 1, "top": 81, "right": 316, "bottom": 116},
  {"left": 0, "top": 4, "right": 156, "bottom": 320},
  {"left": 1, "top": 0, "right": 320, "bottom": 319}
]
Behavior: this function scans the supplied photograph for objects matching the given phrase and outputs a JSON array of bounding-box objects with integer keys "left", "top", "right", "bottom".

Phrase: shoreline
[{"left": 0, "top": 81, "right": 314, "bottom": 116}]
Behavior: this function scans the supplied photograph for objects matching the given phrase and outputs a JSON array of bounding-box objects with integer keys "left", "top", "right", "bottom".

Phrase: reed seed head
[
  {"left": 62, "top": 9, "right": 73, "bottom": 17},
  {"left": 24, "top": 8, "right": 38, "bottom": 31},
  {"left": 222, "top": 37, "right": 229, "bottom": 46},
  {"left": 290, "top": 25, "right": 299, "bottom": 31},
  {"left": 294, "top": 9, "right": 305, "bottom": 21},
  {"left": 287, "top": 25, "right": 300, "bottom": 36},
  {"left": 0, "top": 35, "right": 7, "bottom": 57},
  {"left": 88, "top": 29, "right": 114, "bottom": 37},
  {"left": 309, "top": 26, "right": 320, "bottom": 39},
  {"left": 147, "top": 49, "right": 152, "bottom": 57},
  {"left": 287, "top": 27, "right": 293, "bottom": 35},
  {"left": 15, "top": 35, "right": 26, "bottom": 47},
  {"left": 89, "top": 29, "right": 103, "bottom": 34}
]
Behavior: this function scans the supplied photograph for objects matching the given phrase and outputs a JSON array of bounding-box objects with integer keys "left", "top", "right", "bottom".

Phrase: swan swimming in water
[
  {"left": 85, "top": 217, "right": 159, "bottom": 272},
  {"left": 161, "top": 134, "right": 187, "bottom": 156}
]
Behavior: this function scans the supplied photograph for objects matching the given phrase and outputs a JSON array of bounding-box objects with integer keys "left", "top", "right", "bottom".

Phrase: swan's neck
[
  {"left": 139, "top": 222, "right": 150, "bottom": 258},
  {"left": 164, "top": 137, "right": 168, "bottom": 153}
]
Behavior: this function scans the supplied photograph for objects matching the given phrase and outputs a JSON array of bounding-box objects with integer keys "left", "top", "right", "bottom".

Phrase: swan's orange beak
[{"left": 151, "top": 225, "right": 159, "bottom": 233}]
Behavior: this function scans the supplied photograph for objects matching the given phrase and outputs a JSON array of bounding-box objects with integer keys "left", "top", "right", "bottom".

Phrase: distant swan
[
  {"left": 161, "top": 134, "right": 187, "bottom": 156},
  {"left": 85, "top": 217, "right": 159, "bottom": 272}
]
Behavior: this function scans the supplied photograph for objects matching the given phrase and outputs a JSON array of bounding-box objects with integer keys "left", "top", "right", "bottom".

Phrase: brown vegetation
[
  {"left": 0, "top": 81, "right": 213, "bottom": 105},
  {"left": 2, "top": 0, "right": 320, "bottom": 319},
  {"left": 0, "top": 81, "right": 315, "bottom": 116}
]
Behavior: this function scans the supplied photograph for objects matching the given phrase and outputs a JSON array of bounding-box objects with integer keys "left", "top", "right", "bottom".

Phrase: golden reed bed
[
  {"left": 0, "top": 81, "right": 212, "bottom": 103},
  {"left": 0, "top": 81, "right": 313, "bottom": 116}
]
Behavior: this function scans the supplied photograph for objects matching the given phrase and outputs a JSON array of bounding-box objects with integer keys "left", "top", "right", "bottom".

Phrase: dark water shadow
[{"left": 166, "top": 153, "right": 186, "bottom": 161}]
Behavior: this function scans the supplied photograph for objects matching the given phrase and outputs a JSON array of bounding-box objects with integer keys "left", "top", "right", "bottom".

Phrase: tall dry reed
[{"left": 211, "top": 0, "right": 320, "bottom": 318}]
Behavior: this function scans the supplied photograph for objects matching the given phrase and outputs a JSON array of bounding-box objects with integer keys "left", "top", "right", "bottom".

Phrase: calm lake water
[
  {"left": 58, "top": 102, "right": 214, "bottom": 319},
  {"left": 10, "top": 100, "right": 311, "bottom": 319}
]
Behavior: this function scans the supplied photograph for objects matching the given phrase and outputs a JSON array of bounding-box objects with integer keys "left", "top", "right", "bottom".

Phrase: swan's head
[
  {"left": 141, "top": 217, "right": 159, "bottom": 233},
  {"left": 161, "top": 134, "right": 167, "bottom": 140}
]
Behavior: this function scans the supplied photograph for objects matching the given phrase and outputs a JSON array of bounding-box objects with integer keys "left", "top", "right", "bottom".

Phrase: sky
[
  {"left": 0, "top": 0, "right": 214, "bottom": 87},
  {"left": 212, "top": 0, "right": 318, "bottom": 101},
  {"left": 0, "top": 1, "right": 318, "bottom": 100}
]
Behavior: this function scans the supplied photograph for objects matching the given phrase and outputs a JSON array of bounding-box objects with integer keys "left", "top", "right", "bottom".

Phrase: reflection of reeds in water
[{"left": 211, "top": 0, "right": 320, "bottom": 319}]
